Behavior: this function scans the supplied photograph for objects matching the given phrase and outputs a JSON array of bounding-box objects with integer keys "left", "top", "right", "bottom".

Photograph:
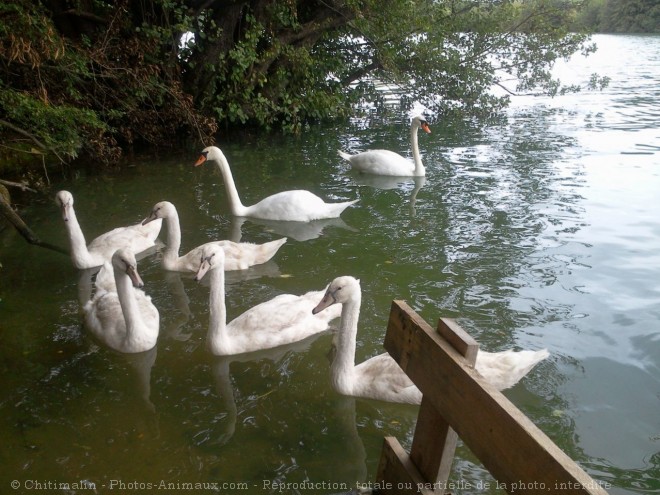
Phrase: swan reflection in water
[
  {"left": 229, "top": 215, "right": 358, "bottom": 242},
  {"left": 206, "top": 335, "right": 368, "bottom": 489},
  {"left": 208, "top": 332, "right": 329, "bottom": 447},
  {"left": 350, "top": 174, "right": 427, "bottom": 217}
]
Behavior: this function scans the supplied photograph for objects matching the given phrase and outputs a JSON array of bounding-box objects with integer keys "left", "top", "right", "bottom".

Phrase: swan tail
[
  {"left": 337, "top": 150, "right": 353, "bottom": 161},
  {"left": 258, "top": 237, "right": 287, "bottom": 261},
  {"left": 327, "top": 199, "right": 359, "bottom": 217},
  {"left": 477, "top": 348, "right": 550, "bottom": 391},
  {"left": 508, "top": 349, "right": 550, "bottom": 386}
]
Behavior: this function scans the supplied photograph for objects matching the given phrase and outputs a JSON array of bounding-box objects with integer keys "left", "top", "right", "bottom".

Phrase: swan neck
[
  {"left": 115, "top": 264, "right": 143, "bottom": 336},
  {"left": 162, "top": 209, "right": 182, "bottom": 267},
  {"left": 410, "top": 123, "right": 425, "bottom": 175},
  {"left": 64, "top": 206, "right": 93, "bottom": 268},
  {"left": 332, "top": 292, "right": 361, "bottom": 392},
  {"left": 207, "top": 267, "right": 229, "bottom": 353},
  {"left": 214, "top": 155, "right": 247, "bottom": 216}
]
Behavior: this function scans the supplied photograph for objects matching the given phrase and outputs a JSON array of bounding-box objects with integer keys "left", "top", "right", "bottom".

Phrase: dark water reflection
[{"left": 1, "top": 34, "right": 659, "bottom": 494}]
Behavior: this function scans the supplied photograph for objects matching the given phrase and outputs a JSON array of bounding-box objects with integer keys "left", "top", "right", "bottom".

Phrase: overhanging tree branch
[{"left": 0, "top": 194, "right": 68, "bottom": 255}]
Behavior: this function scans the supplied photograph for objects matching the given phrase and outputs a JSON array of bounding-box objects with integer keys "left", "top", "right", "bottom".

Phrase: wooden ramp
[{"left": 374, "top": 300, "right": 609, "bottom": 495}]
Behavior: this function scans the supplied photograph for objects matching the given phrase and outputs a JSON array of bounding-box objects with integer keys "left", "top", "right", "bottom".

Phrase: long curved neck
[
  {"left": 331, "top": 291, "right": 361, "bottom": 395},
  {"left": 64, "top": 206, "right": 93, "bottom": 268},
  {"left": 162, "top": 209, "right": 182, "bottom": 268},
  {"left": 115, "top": 265, "right": 144, "bottom": 338},
  {"left": 213, "top": 155, "right": 247, "bottom": 216},
  {"left": 410, "top": 124, "right": 425, "bottom": 175},
  {"left": 207, "top": 266, "right": 230, "bottom": 354}
]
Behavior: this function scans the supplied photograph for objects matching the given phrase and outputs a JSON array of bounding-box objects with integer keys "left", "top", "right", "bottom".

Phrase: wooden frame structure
[{"left": 375, "top": 300, "right": 609, "bottom": 495}]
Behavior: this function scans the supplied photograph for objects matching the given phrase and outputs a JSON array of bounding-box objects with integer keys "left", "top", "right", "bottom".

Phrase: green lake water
[{"left": 0, "top": 34, "right": 658, "bottom": 494}]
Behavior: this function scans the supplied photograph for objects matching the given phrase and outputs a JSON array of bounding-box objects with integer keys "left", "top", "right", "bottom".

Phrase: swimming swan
[
  {"left": 338, "top": 116, "right": 431, "bottom": 177},
  {"left": 194, "top": 146, "right": 358, "bottom": 222},
  {"left": 83, "top": 248, "right": 160, "bottom": 353},
  {"left": 142, "top": 200, "right": 286, "bottom": 272},
  {"left": 312, "top": 276, "right": 549, "bottom": 404},
  {"left": 195, "top": 244, "right": 341, "bottom": 356},
  {"left": 56, "top": 190, "right": 162, "bottom": 269}
]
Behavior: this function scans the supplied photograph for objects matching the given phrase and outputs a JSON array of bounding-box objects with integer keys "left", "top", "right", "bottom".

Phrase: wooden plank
[
  {"left": 436, "top": 317, "right": 479, "bottom": 364},
  {"left": 376, "top": 437, "right": 433, "bottom": 495},
  {"left": 409, "top": 396, "right": 458, "bottom": 491},
  {"left": 408, "top": 318, "right": 479, "bottom": 488},
  {"left": 384, "top": 300, "right": 609, "bottom": 495}
]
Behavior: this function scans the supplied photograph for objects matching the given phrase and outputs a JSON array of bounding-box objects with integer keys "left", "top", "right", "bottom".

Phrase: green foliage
[
  {"left": 0, "top": 0, "right": 614, "bottom": 165},
  {"left": 0, "top": 0, "right": 215, "bottom": 165},
  {"left": 0, "top": 88, "right": 107, "bottom": 160},
  {"left": 574, "top": 0, "right": 660, "bottom": 32},
  {"left": 182, "top": 0, "right": 603, "bottom": 132}
]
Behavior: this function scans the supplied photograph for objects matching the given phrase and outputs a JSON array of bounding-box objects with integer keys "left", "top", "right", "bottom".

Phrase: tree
[
  {"left": 601, "top": 0, "right": 660, "bottom": 32},
  {"left": 574, "top": 0, "right": 660, "bottom": 32},
  {"left": 0, "top": 0, "right": 603, "bottom": 165},
  {"left": 0, "top": 0, "right": 216, "bottom": 164}
]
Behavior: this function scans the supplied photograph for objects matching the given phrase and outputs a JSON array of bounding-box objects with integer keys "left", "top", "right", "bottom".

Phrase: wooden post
[
  {"left": 378, "top": 300, "right": 609, "bottom": 495},
  {"left": 408, "top": 319, "right": 478, "bottom": 491},
  {"left": 376, "top": 302, "right": 478, "bottom": 494}
]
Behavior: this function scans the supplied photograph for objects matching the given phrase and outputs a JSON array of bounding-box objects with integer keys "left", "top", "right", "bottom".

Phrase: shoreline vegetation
[{"left": 0, "top": 0, "right": 657, "bottom": 183}]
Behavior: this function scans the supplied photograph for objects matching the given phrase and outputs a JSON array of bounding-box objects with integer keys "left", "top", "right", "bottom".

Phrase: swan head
[
  {"left": 143, "top": 201, "right": 175, "bottom": 225},
  {"left": 412, "top": 115, "right": 431, "bottom": 134},
  {"left": 194, "top": 244, "right": 225, "bottom": 282},
  {"left": 112, "top": 248, "right": 144, "bottom": 288},
  {"left": 55, "top": 190, "right": 74, "bottom": 222},
  {"left": 194, "top": 146, "right": 225, "bottom": 167},
  {"left": 312, "top": 276, "right": 360, "bottom": 314}
]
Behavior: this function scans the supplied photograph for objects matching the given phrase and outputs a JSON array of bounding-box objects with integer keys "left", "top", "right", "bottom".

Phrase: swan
[
  {"left": 142, "top": 200, "right": 286, "bottom": 272},
  {"left": 312, "top": 276, "right": 549, "bottom": 404},
  {"left": 56, "top": 190, "right": 162, "bottom": 269},
  {"left": 194, "top": 146, "right": 358, "bottom": 221},
  {"left": 83, "top": 248, "right": 160, "bottom": 353},
  {"left": 195, "top": 244, "right": 342, "bottom": 356},
  {"left": 338, "top": 115, "right": 431, "bottom": 177}
]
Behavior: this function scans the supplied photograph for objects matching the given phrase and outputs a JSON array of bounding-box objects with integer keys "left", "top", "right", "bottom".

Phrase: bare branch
[
  {"left": 0, "top": 194, "right": 68, "bottom": 255},
  {"left": 0, "top": 119, "right": 66, "bottom": 164}
]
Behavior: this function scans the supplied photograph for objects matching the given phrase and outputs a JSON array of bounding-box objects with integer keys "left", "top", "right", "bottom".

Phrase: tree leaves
[{"left": 0, "top": 0, "right": 606, "bottom": 164}]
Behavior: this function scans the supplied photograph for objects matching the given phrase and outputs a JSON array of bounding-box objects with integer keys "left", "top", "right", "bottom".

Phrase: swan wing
[
  {"left": 87, "top": 219, "right": 162, "bottom": 260},
  {"left": 84, "top": 291, "right": 127, "bottom": 349},
  {"left": 250, "top": 190, "right": 357, "bottom": 221},
  {"left": 177, "top": 238, "right": 287, "bottom": 272},
  {"left": 83, "top": 288, "right": 159, "bottom": 353},
  {"left": 227, "top": 290, "right": 339, "bottom": 351},
  {"left": 353, "top": 353, "right": 422, "bottom": 404},
  {"left": 341, "top": 150, "right": 415, "bottom": 176},
  {"left": 218, "top": 237, "right": 287, "bottom": 270}
]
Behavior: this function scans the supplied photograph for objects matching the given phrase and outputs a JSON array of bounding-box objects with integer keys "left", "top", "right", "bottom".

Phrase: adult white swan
[
  {"left": 142, "top": 201, "right": 286, "bottom": 272},
  {"left": 338, "top": 116, "right": 431, "bottom": 177},
  {"left": 312, "top": 276, "right": 549, "bottom": 404},
  {"left": 83, "top": 248, "right": 159, "bottom": 353},
  {"left": 56, "top": 190, "right": 162, "bottom": 269},
  {"left": 194, "top": 146, "right": 358, "bottom": 222},
  {"left": 195, "top": 244, "right": 341, "bottom": 356}
]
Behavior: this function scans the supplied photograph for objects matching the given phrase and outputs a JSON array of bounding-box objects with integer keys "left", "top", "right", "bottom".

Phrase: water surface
[{"left": 0, "top": 34, "right": 658, "bottom": 494}]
